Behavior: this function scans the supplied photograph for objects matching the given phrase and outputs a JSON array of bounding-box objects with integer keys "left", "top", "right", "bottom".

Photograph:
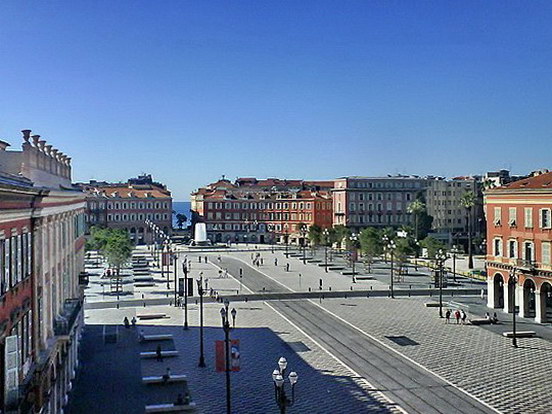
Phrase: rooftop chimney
[
  {"left": 0, "top": 140, "right": 10, "bottom": 151},
  {"left": 32, "top": 135, "right": 40, "bottom": 147},
  {"left": 21, "top": 130, "right": 31, "bottom": 143}
]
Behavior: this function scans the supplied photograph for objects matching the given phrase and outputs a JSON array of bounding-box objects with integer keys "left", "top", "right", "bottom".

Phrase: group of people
[
  {"left": 251, "top": 252, "right": 263, "bottom": 266},
  {"left": 445, "top": 309, "right": 467, "bottom": 324},
  {"left": 123, "top": 316, "right": 137, "bottom": 328},
  {"left": 485, "top": 312, "right": 500, "bottom": 324}
]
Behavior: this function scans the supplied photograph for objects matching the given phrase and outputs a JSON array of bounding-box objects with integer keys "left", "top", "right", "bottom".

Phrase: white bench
[
  {"left": 142, "top": 374, "right": 187, "bottom": 384},
  {"left": 138, "top": 313, "right": 168, "bottom": 320},
  {"left": 140, "top": 350, "right": 179, "bottom": 359},
  {"left": 502, "top": 331, "right": 536, "bottom": 338},
  {"left": 469, "top": 318, "right": 492, "bottom": 325},
  {"left": 145, "top": 402, "right": 196, "bottom": 413},
  {"left": 143, "top": 334, "right": 174, "bottom": 342}
]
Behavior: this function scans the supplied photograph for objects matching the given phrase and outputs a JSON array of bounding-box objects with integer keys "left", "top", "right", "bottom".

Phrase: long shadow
[{"left": 68, "top": 323, "right": 399, "bottom": 414}]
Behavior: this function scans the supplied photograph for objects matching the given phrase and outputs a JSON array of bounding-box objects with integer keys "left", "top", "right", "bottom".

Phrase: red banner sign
[{"left": 215, "top": 339, "right": 240, "bottom": 372}]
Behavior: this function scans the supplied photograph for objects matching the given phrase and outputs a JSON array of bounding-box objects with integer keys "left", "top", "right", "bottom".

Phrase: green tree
[
  {"left": 332, "top": 225, "right": 350, "bottom": 249},
  {"left": 308, "top": 224, "right": 323, "bottom": 246},
  {"left": 407, "top": 199, "right": 425, "bottom": 241},
  {"left": 460, "top": 191, "right": 476, "bottom": 269},
  {"left": 175, "top": 213, "right": 187, "bottom": 230},
  {"left": 359, "top": 227, "right": 383, "bottom": 273},
  {"left": 86, "top": 226, "right": 110, "bottom": 252},
  {"left": 102, "top": 229, "right": 133, "bottom": 277},
  {"left": 420, "top": 236, "right": 446, "bottom": 259}
]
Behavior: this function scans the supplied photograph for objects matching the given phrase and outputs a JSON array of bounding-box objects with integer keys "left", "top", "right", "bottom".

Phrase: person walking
[
  {"left": 123, "top": 317, "right": 130, "bottom": 329},
  {"left": 286, "top": 263, "right": 290, "bottom": 272},
  {"left": 461, "top": 310, "right": 467, "bottom": 325},
  {"left": 163, "top": 367, "right": 171, "bottom": 383},
  {"left": 445, "top": 309, "right": 451, "bottom": 324},
  {"left": 274, "top": 258, "right": 278, "bottom": 267},
  {"left": 156, "top": 344, "right": 163, "bottom": 362},
  {"left": 454, "top": 309, "right": 461, "bottom": 324}
]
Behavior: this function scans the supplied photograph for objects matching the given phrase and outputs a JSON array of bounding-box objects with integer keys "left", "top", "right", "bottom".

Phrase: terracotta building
[
  {"left": 0, "top": 130, "right": 86, "bottom": 413},
  {"left": 485, "top": 170, "right": 552, "bottom": 323},
  {"left": 191, "top": 177, "right": 333, "bottom": 244},
  {"left": 79, "top": 174, "right": 172, "bottom": 244}
]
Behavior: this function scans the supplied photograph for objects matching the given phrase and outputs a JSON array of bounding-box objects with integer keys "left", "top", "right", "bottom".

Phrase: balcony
[
  {"left": 514, "top": 258, "right": 537, "bottom": 271},
  {"left": 54, "top": 298, "right": 83, "bottom": 337}
]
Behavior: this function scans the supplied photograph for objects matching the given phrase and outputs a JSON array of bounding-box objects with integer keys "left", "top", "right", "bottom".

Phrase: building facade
[
  {"left": 191, "top": 178, "right": 333, "bottom": 244},
  {"left": 332, "top": 176, "right": 426, "bottom": 231},
  {"left": 79, "top": 174, "right": 172, "bottom": 244},
  {"left": 0, "top": 130, "right": 86, "bottom": 413},
  {"left": 485, "top": 171, "right": 552, "bottom": 323}
]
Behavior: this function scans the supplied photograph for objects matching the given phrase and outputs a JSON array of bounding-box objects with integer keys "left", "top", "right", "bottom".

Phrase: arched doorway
[
  {"left": 541, "top": 282, "right": 552, "bottom": 323},
  {"left": 493, "top": 273, "right": 504, "bottom": 309},
  {"left": 523, "top": 279, "right": 536, "bottom": 318}
]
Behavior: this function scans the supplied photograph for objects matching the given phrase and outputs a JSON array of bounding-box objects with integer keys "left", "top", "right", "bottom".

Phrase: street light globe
[
  {"left": 278, "top": 357, "right": 288, "bottom": 371},
  {"left": 272, "top": 369, "right": 280, "bottom": 381},
  {"left": 224, "top": 298, "right": 230, "bottom": 308},
  {"left": 231, "top": 308, "right": 237, "bottom": 319},
  {"left": 288, "top": 371, "right": 298, "bottom": 385},
  {"left": 274, "top": 374, "right": 284, "bottom": 388},
  {"left": 220, "top": 307, "right": 227, "bottom": 319}
]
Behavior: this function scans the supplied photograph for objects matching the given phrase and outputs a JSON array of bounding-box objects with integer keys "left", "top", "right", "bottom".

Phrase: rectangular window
[
  {"left": 540, "top": 209, "right": 551, "bottom": 229},
  {"left": 493, "top": 207, "right": 501, "bottom": 226},
  {"left": 508, "top": 207, "right": 516, "bottom": 226},
  {"left": 525, "top": 208, "right": 533, "bottom": 228},
  {"left": 493, "top": 238, "right": 502, "bottom": 257},
  {"left": 508, "top": 240, "right": 517, "bottom": 258},
  {"left": 542, "top": 242, "right": 551, "bottom": 265}
]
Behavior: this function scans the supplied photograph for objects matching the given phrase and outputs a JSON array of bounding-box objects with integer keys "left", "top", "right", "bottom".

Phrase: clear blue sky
[{"left": 1, "top": 1, "right": 552, "bottom": 200}]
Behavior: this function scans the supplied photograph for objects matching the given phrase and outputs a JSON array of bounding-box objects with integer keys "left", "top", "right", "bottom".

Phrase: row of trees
[{"left": 86, "top": 226, "right": 133, "bottom": 276}]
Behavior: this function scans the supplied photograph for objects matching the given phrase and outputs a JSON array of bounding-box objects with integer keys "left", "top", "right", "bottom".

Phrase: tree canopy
[{"left": 87, "top": 226, "right": 133, "bottom": 274}]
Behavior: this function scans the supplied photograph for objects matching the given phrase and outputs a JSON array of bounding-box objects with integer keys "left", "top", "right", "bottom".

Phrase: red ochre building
[
  {"left": 0, "top": 130, "right": 86, "bottom": 413},
  {"left": 79, "top": 174, "right": 172, "bottom": 244},
  {"left": 485, "top": 170, "right": 552, "bottom": 323},
  {"left": 191, "top": 177, "right": 333, "bottom": 244}
]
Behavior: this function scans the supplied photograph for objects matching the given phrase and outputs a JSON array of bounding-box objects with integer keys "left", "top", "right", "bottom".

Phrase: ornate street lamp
[
  {"left": 197, "top": 273, "right": 206, "bottom": 367},
  {"left": 435, "top": 249, "right": 447, "bottom": 318},
  {"left": 323, "top": 228, "right": 330, "bottom": 273},
  {"left": 272, "top": 357, "right": 298, "bottom": 414},
  {"left": 182, "top": 261, "right": 189, "bottom": 330},
  {"left": 349, "top": 233, "right": 359, "bottom": 283},
  {"left": 220, "top": 300, "right": 237, "bottom": 414},
  {"left": 299, "top": 224, "right": 308, "bottom": 265},
  {"left": 386, "top": 238, "right": 396, "bottom": 298},
  {"left": 509, "top": 267, "right": 518, "bottom": 348},
  {"left": 450, "top": 245, "right": 460, "bottom": 283}
]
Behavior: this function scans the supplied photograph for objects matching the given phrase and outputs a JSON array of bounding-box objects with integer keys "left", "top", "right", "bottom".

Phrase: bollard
[
  {"left": 370, "top": 286, "right": 373, "bottom": 290},
  {"left": 309, "top": 287, "right": 311, "bottom": 292},
  {"left": 117, "top": 303, "right": 120, "bottom": 309},
  {"left": 350, "top": 286, "right": 353, "bottom": 291},
  {"left": 245, "top": 297, "right": 248, "bottom": 302},
  {"left": 329, "top": 287, "right": 331, "bottom": 291},
  {"left": 143, "top": 302, "right": 146, "bottom": 307}
]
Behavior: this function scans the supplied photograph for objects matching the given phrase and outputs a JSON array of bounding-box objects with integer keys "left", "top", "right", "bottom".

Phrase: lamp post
[
  {"left": 382, "top": 234, "right": 389, "bottom": 264},
  {"left": 272, "top": 357, "right": 298, "bottom": 414},
  {"left": 387, "top": 239, "right": 396, "bottom": 298},
  {"left": 300, "top": 224, "right": 308, "bottom": 265},
  {"left": 450, "top": 245, "right": 460, "bottom": 283},
  {"left": 435, "top": 249, "right": 447, "bottom": 318},
  {"left": 323, "top": 229, "right": 329, "bottom": 273},
  {"left": 197, "top": 273, "right": 206, "bottom": 367},
  {"left": 173, "top": 249, "right": 178, "bottom": 305},
  {"left": 220, "top": 300, "right": 237, "bottom": 414},
  {"left": 182, "top": 262, "right": 189, "bottom": 330},
  {"left": 349, "top": 233, "right": 358, "bottom": 283},
  {"left": 283, "top": 224, "right": 289, "bottom": 258},
  {"left": 165, "top": 237, "right": 171, "bottom": 290},
  {"left": 509, "top": 267, "right": 518, "bottom": 348}
]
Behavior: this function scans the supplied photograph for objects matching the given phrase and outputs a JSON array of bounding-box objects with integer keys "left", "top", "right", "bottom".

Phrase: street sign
[{"left": 215, "top": 339, "right": 240, "bottom": 372}]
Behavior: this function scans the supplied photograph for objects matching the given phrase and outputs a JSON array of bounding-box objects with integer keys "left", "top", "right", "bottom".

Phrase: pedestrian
[
  {"left": 274, "top": 258, "right": 278, "bottom": 266},
  {"left": 163, "top": 367, "right": 171, "bottom": 383},
  {"left": 156, "top": 344, "right": 163, "bottom": 362},
  {"left": 454, "top": 309, "right": 461, "bottom": 324},
  {"left": 131, "top": 316, "right": 137, "bottom": 327},
  {"left": 445, "top": 309, "right": 451, "bottom": 324},
  {"left": 198, "top": 256, "right": 201, "bottom": 263},
  {"left": 260, "top": 258, "right": 264, "bottom": 265},
  {"left": 218, "top": 255, "right": 221, "bottom": 262},
  {"left": 251, "top": 253, "right": 254, "bottom": 260},
  {"left": 461, "top": 310, "right": 467, "bottom": 325},
  {"left": 205, "top": 256, "right": 208, "bottom": 263},
  {"left": 123, "top": 317, "right": 130, "bottom": 329},
  {"left": 139, "top": 329, "right": 145, "bottom": 342},
  {"left": 239, "top": 268, "right": 243, "bottom": 277},
  {"left": 492, "top": 312, "right": 499, "bottom": 324},
  {"left": 286, "top": 263, "right": 290, "bottom": 272},
  {"left": 224, "top": 269, "right": 228, "bottom": 278},
  {"left": 218, "top": 270, "right": 222, "bottom": 278}
]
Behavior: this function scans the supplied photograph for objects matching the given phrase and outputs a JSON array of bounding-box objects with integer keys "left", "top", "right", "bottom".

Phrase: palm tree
[
  {"left": 175, "top": 213, "right": 187, "bottom": 230},
  {"left": 460, "top": 191, "right": 476, "bottom": 269},
  {"left": 407, "top": 199, "right": 425, "bottom": 241}
]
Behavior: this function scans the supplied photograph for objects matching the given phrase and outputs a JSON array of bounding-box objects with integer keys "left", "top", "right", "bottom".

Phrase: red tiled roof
[
  {"left": 86, "top": 186, "right": 171, "bottom": 199},
  {"left": 498, "top": 171, "right": 552, "bottom": 190}
]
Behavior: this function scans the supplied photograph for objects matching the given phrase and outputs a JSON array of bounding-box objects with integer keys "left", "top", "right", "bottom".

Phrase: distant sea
[{"left": 172, "top": 201, "right": 192, "bottom": 228}]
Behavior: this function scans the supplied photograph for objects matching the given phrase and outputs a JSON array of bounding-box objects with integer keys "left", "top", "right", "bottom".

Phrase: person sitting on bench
[
  {"left": 163, "top": 367, "right": 171, "bottom": 383},
  {"left": 491, "top": 312, "right": 499, "bottom": 324}
]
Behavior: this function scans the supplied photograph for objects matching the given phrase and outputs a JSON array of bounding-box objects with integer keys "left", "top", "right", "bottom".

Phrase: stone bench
[
  {"left": 142, "top": 374, "right": 187, "bottom": 384},
  {"left": 140, "top": 350, "right": 179, "bottom": 359},
  {"left": 328, "top": 266, "right": 345, "bottom": 270},
  {"left": 142, "top": 334, "right": 174, "bottom": 342},
  {"left": 145, "top": 403, "right": 196, "bottom": 413},
  {"left": 502, "top": 331, "right": 536, "bottom": 338},
  {"left": 138, "top": 313, "right": 168, "bottom": 320},
  {"left": 424, "top": 302, "right": 441, "bottom": 307},
  {"left": 355, "top": 275, "right": 374, "bottom": 280},
  {"left": 469, "top": 318, "right": 492, "bottom": 325}
]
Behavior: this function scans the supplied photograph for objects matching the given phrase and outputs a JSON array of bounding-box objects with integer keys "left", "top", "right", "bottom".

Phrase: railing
[
  {"left": 54, "top": 298, "right": 83, "bottom": 337},
  {"left": 514, "top": 258, "right": 536, "bottom": 270}
]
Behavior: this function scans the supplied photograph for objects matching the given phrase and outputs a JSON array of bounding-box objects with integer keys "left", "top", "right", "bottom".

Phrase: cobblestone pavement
[{"left": 210, "top": 250, "right": 552, "bottom": 414}]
